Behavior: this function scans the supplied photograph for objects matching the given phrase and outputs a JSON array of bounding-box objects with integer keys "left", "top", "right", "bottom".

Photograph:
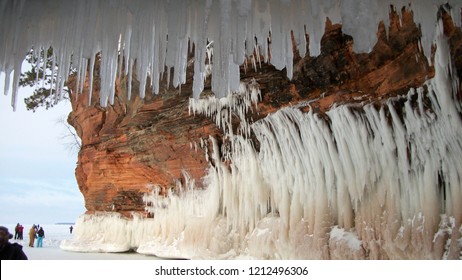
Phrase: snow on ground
[
  {"left": 2, "top": 225, "right": 461, "bottom": 280},
  {"left": 3, "top": 224, "right": 159, "bottom": 260}
]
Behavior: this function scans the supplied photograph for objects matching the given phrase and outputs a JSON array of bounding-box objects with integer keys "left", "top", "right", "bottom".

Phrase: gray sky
[{"left": 0, "top": 73, "right": 85, "bottom": 225}]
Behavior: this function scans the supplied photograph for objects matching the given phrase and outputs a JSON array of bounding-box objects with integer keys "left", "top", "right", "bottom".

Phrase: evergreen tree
[
  {"left": 19, "top": 48, "right": 81, "bottom": 152},
  {"left": 19, "top": 47, "right": 71, "bottom": 112}
]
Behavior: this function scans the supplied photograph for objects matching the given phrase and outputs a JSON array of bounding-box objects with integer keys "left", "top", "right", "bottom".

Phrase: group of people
[
  {"left": 0, "top": 223, "right": 48, "bottom": 260},
  {"left": 2, "top": 223, "right": 75, "bottom": 260},
  {"left": 29, "top": 224, "right": 45, "bottom": 248},
  {"left": 1, "top": 223, "right": 78, "bottom": 260},
  {"left": 13, "top": 223, "right": 25, "bottom": 240}
]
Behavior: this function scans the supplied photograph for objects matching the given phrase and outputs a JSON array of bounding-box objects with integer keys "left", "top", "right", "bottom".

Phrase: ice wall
[{"left": 1, "top": 0, "right": 461, "bottom": 110}]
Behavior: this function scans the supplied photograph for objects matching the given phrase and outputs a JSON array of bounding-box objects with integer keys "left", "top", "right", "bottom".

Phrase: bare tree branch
[{"left": 56, "top": 116, "right": 81, "bottom": 155}]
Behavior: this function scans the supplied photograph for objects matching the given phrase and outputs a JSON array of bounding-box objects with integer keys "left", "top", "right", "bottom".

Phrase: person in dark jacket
[
  {"left": 36, "top": 227, "right": 45, "bottom": 247},
  {"left": 14, "top": 223, "right": 19, "bottom": 239},
  {"left": 0, "top": 226, "right": 28, "bottom": 260}
]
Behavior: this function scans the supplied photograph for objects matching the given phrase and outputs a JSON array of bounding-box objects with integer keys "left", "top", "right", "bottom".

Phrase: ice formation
[
  {"left": 1, "top": 0, "right": 461, "bottom": 109},
  {"left": 1, "top": 0, "right": 460, "bottom": 259},
  {"left": 63, "top": 13, "right": 462, "bottom": 259}
]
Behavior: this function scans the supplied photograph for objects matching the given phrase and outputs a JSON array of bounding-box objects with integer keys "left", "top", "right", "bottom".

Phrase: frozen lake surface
[{"left": 4, "top": 224, "right": 159, "bottom": 260}]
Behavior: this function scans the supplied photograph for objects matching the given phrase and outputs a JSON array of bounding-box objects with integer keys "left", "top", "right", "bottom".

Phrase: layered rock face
[
  {"left": 68, "top": 70, "right": 222, "bottom": 217},
  {"left": 68, "top": 8, "right": 461, "bottom": 221}
]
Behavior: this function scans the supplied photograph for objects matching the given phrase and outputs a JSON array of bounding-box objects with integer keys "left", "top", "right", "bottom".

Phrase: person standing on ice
[
  {"left": 28, "top": 225, "right": 37, "bottom": 247},
  {"left": 18, "top": 224, "right": 24, "bottom": 240},
  {"left": 14, "top": 223, "right": 19, "bottom": 239},
  {"left": 0, "top": 226, "right": 28, "bottom": 260},
  {"left": 69, "top": 225, "right": 73, "bottom": 234},
  {"left": 36, "top": 227, "right": 45, "bottom": 247}
]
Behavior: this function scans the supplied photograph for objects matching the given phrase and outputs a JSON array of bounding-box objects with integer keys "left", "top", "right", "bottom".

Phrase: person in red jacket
[
  {"left": 0, "top": 226, "right": 28, "bottom": 260},
  {"left": 18, "top": 224, "right": 24, "bottom": 240}
]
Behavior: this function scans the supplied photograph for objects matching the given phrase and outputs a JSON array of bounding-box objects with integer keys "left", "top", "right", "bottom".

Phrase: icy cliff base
[{"left": 61, "top": 210, "right": 462, "bottom": 259}]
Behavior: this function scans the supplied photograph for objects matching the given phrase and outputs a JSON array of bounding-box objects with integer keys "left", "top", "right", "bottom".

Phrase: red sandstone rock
[{"left": 67, "top": 8, "right": 461, "bottom": 218}]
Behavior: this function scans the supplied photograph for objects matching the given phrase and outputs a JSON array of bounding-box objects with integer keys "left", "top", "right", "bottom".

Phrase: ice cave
[{"left": 0, "top": 0, "right": 461, "bottom": 259}]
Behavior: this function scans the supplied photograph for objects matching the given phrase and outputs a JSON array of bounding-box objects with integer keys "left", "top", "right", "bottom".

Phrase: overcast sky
[{"left": 0, "top": 73, "right": 86, "bottom": 225}]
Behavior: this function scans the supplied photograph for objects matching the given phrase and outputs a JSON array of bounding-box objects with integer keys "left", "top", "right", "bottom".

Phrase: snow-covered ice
[{"left": 3, "top": 224, "right": 159, "bottom": 260}]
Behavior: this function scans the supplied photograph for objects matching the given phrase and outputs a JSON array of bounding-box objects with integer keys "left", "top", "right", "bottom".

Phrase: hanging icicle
[{"left": 1, "top": 0, "right": 461, "bottom": 109}]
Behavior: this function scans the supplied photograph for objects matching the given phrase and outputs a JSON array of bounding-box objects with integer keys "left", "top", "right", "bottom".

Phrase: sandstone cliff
[{"left": 67, "top": 8, "right": 461, "bottom": 218}]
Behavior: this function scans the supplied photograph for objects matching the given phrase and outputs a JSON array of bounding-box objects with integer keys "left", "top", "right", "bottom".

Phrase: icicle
[
  {"left": 48, "top": 53, "right": 56, "bottom": 103},
  {"left": 53, "top": 54, "right": 61, "bottom": 104},
  {"left": 0, "top": 0, "right": 458, "bottom": 107},
  {"left": 10, "top": 60, "right": 22, "bottom": 111},
  {"left": 127, "top": 59, "right": 133, "bottom": 100},
  {"left": 88, "top": 54, "right": 95, "bottom": 107},
  {"left": 3, "top": 71, "right": 10, "bottom": 96},
  {"left": 79, "top": 58, "right": 87, "bottom": 95},
  {"left": 34, "top": 47, "right": 41, "bottom": 87},
  {"left": 75, "top": 51, "right": 82, "bottom": 95},
  {"left": 41, "top": 46, "right": 49, "bottom": 89}
]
